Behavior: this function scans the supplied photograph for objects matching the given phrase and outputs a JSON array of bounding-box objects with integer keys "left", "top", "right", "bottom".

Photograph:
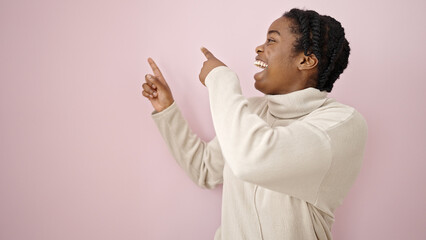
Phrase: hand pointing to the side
[
  {"left": 143, "top": 48, "right": 226, "bottom": 112},
  {"left": 142, "top": 58, "right": 174, "bottom": 112},
  {"left": 199, "top": 47, "right": 227, "bottom": 86}
]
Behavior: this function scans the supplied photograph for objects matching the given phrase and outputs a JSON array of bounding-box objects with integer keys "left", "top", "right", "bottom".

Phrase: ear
[{"left": 297, "top": 53, "right": 318, "bottom": 70}]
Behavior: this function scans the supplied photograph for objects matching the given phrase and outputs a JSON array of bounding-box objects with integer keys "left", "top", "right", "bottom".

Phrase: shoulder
[{"left": 304, "top": 98, "right": 368, "bottom": 135}]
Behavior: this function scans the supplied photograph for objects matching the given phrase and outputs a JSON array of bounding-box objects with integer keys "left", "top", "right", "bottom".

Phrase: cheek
[
  {"left": 272, "top": 55, "right": 295, "bottom": 77},
  {"left": 267, "top": 64, "right": 291, "bottom": 87},
  {"left": 267, "top": 62, "right": 285, "bottom": 80},
  {"left": 269, "top": 53, "right": 285, "bottom": 71}
]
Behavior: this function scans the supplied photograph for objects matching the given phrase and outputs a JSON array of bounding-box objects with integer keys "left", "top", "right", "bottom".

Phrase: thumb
[{"left": 201, "top": 47, "right": 216, "bottom": 60}]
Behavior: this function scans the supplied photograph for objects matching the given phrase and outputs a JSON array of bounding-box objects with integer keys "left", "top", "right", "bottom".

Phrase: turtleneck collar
[{"left": 265, "top": 87, "right": 328, "bottom": 119}]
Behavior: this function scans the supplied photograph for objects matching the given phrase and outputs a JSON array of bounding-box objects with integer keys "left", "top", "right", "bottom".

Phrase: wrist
[
  {"left": 152, "top": 101, "right": 176, "bottom": 116},
  {"left": 156, "top": 99, "right": 175, "bottom": 113}
]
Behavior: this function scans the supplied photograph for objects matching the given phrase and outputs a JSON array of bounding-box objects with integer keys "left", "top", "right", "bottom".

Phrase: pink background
[{"left": 1, "top": 0, "right": 425, "bottom": 239}]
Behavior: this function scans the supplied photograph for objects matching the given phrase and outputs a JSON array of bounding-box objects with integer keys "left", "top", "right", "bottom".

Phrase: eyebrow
[{"left": 268, "top": 30, "right": 281, "bottom": 36}]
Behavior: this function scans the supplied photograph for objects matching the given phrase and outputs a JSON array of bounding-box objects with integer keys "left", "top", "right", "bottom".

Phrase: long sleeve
[
  {"left": 205, "top": 66, "right": 332, "bottom": 203},
  {"left": 151, "top": 101, "right": 225, "bottom": 189}
]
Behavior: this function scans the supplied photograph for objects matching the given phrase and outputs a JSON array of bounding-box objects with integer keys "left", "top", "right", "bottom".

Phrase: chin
[{"left": 254, "top": 81, "right": 269, "bottom": 95}]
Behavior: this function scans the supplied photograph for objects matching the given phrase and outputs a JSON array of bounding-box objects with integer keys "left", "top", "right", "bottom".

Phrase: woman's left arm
[{"left": 205, "top": 66, "right": 332, "bottom": 204}]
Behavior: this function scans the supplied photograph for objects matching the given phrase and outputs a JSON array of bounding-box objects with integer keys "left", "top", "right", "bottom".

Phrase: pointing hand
[
  {"left": 199, "top": 47, "right": 227, "bottom": 86},
  {"left": 142, "top": 58, "right": 174, "bottom": 112}
]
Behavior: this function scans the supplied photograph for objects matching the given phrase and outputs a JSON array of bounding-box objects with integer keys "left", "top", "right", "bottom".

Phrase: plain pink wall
[{"left": 1, "top": 0, "right": 425, "bottom": 239}]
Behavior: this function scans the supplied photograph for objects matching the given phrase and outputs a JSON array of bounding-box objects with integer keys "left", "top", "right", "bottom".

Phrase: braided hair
[{"left": 283, "top": 8, "right": 350, "bottom": 92}]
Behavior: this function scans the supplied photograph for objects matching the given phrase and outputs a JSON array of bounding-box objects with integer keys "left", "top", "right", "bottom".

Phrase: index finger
[
  {"left": 147, "top": 57, "right": 165, "bottom": 80},
  {"left": 201, "top": 47, "right": 215, "bottom": 60}
]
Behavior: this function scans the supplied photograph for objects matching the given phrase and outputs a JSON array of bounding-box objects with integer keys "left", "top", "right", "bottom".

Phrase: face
[{"left": 254, "top": 17, "right": 306, "bottom": 95}]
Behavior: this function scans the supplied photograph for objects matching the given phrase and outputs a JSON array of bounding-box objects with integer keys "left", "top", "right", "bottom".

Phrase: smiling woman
[
  {"left": 253, "top": 9, "right": 350, "bottom": 95},
  {"left": 142, "top": 8, "right": 367, "bottom": 240},
  {"left": 253, "top": 17, "right": 317, "bottom": 94}
]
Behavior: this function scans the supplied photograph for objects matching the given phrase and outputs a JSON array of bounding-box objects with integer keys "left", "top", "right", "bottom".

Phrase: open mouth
[{"left": 254, "top": 60, "right": 268, "bottom": 69}]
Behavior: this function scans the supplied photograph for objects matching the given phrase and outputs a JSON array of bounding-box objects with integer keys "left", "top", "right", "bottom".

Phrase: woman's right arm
[
  {"left": 152, "top": 102, "right": 224, "bottom": 189},
  {"left": 142, "top": 58, "right": 224, "bottom": 189}
]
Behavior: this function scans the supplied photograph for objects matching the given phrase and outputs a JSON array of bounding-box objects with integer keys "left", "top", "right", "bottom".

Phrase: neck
[
  {"left": 276, "top": 74, "right": 317, "bottom": 95},
  {"left": 266, "top": 87, "right": 328, "bottom": 119}
]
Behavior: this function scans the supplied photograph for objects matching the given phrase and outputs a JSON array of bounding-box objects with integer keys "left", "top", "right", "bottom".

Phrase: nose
[{"left": 255, "top": 44, "right": 264, "bottom": 54}]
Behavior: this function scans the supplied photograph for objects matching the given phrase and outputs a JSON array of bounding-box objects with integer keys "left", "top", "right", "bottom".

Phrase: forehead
[{"left": 268, "top": 17, "right": 292, "bottom": 35}]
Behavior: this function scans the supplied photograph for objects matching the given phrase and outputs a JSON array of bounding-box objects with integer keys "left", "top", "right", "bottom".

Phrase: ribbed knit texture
[{"left": 152, "top": 66, "right": 368, "bottom": 240}]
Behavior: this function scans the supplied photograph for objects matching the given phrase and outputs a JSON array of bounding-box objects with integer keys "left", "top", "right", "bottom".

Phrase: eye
[{"left": 267, "top": 38, "right": 275, "bottom": 43}]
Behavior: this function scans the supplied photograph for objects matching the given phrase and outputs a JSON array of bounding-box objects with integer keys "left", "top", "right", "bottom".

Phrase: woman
[{"left": 142, "top": 8, "right": 368, "bottom": 240}]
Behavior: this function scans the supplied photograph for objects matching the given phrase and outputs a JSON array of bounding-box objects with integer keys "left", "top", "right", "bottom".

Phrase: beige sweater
[{"left": 152, "top": 66, "right": 368, "bottom": 240}]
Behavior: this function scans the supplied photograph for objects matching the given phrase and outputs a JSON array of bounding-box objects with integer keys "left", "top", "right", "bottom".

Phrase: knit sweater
[{"left": 152, "top": 66, "right": 368, "bottom": 240}]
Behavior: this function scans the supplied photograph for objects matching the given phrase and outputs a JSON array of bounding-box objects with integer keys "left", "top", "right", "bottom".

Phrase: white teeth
[{"left": 254, "top": 60, "right": 268, "bottom": 69}]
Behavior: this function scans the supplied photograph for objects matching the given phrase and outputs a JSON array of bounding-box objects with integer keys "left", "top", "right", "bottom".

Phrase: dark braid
[{"left": 283, "top": 8, "right": 350, "bottom": 92}]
